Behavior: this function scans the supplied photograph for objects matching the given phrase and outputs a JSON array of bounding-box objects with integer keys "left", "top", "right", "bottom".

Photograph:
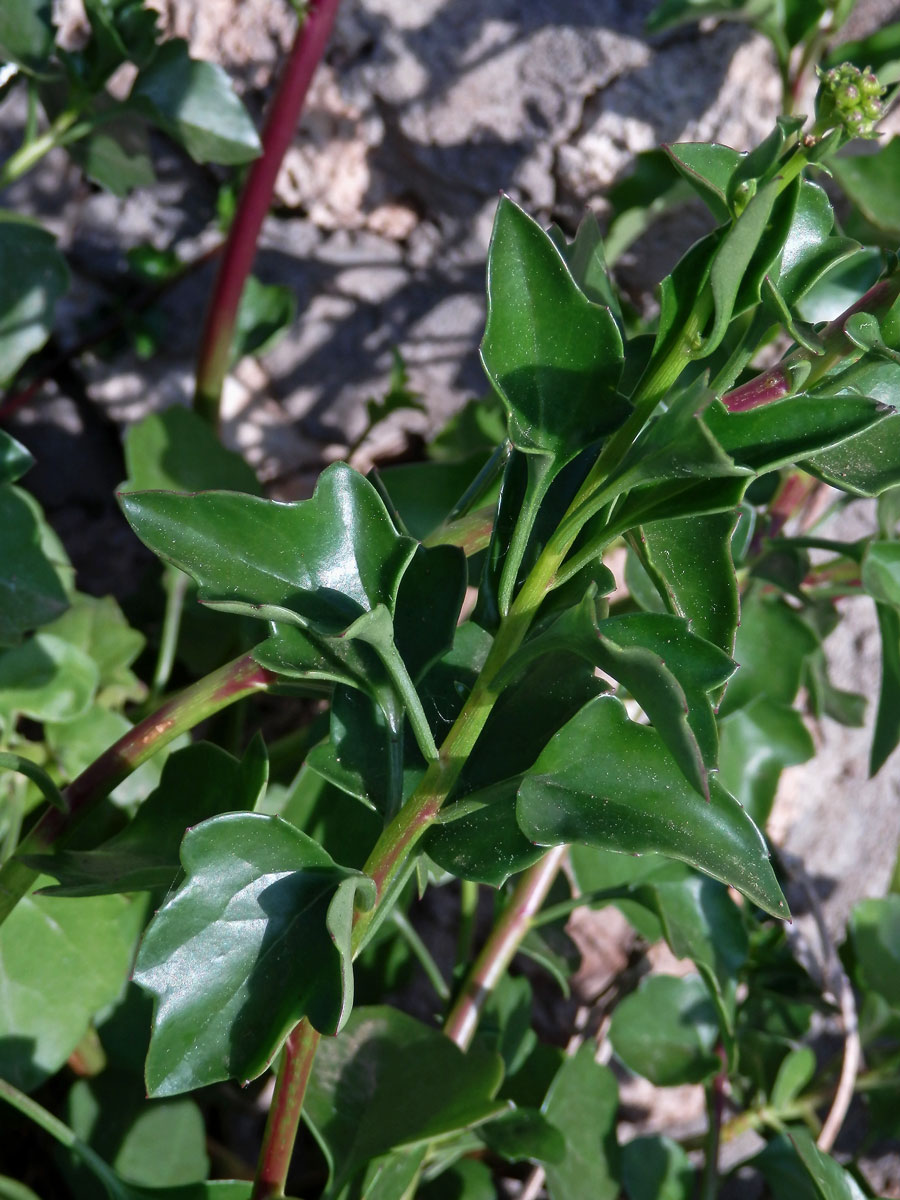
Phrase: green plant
[{"left": 3, "top": 5, "right": 900, "bottom": 1199}]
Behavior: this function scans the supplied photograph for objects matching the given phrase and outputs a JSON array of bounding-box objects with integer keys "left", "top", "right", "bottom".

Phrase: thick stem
[
  {"left": 722, "top": 274, "right": 900, "bottom": 412},
  {"left": 0, "top": 651, "right": 275, "bottom": 925},
  {"left": 253, "top": 1020, "right": 322, "bottom": 1200},
  {"left": 193, "top": 0, "right": 342, "bottom": 423},
  {"left": 444, "top": 845, "right": 569, "bottom": 1050}
]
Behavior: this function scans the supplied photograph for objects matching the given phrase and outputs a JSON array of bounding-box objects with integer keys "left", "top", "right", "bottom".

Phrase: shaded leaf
[
  {"left": 231, "top": 275, "right": 296, "bottom": 365},
  {"left": 28, "top": 740, "right": 266, "bottom": 897},
  {"left": 770, "top": 1047, "right": 817, "bottom": 1109},
  {"left": 609, "top": 973, "right": 720, "bottom": 1086},
  {"left": 481, "top": 196, "right": 625, "bottom": 465},
  {"left": 832, "top": 139, "right": 900, "bottom": 239},
  {"left": 0, "top": 213, "right": 69, "bottom": 383},
  {"left": 0, "top": 431, "right": 34, "bottom": 486},
  {"left": 754, "top": 1130, "right": 866, "bottom": 1200},
  {"left": 303, "top": 1006, "right": 504, "bottom": 1197},
  {"left": 517, "top": 696, "right": 788, "bottom": 918},
  {"left": 717, "top": 698, "right": 814, "bottom": 826},
  {"left": 849, "top": 895, "right": 900, "bottom": 1007},
  {"left": 130, "top": 39, "right": 261, "bottom": 164},
  {"left": 621, "top": 1135, "right": 695, "bottom": 1200},
  {"left": 71, "top": 108, "right": 156, "bottom": 196},
  {"left": 870, "top": 601, "right": 900, "bottom": 774},
  {"left": 0, "top": 887, "right": 142, "bottom": 1090},
  {"left": 123, "top": 405, "right": 260, "bottom": 495},
  {"left": 0, "top": 486, "right": 71, "bottom": 645},
  {"left": 719, "top": 591, "right": 818, "bottom": 718},
  {"left": 541, "top": 1046, "right": 619, "bottom": 1200},
  {"left": 478, "top": 1107, "right": 565, "bottom": 1164},
  {"left": 133, "top": 813, "right": 375, "bottom": 1096},
  {"left": 46, "top": 593, "right": 145, "bottom": 705},
  {"left": 665, "top": 141, "right": 742, "bottom": 224},
  {"left": 0, "top": 0, "right": 53, "bottom": 73},
  {"left": 0, "top": 632, "right": 98, "bottom": 722}
]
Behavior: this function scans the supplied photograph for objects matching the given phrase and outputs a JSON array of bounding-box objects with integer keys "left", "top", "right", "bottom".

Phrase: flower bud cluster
[{"left": 816, "top": 63, "right": 886, "bottom": 139}]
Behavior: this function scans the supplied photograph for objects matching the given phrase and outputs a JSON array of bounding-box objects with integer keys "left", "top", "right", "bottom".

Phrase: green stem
[
  {"left": 391, "top": 910, "right": 451, "bottom": 1002},
  {"left": 443, "top": 845, "right": 569, "bottom": 1050},
  {"left": 0, "top": 752, "right": 65, "bottom": 812},
  {"left": 0, "top": 108, "right": 79, "bottom": 189},
  {"left": 0, "top": 651, "right": 275, "bottom": 926},
  {"left": 252, "top": 1020, "right": 322, "bottom": 1200},
  {"left": 150, "top": 567, "right": 190, "bottom": 699},
  {"left": 0, "top": 1077, "right": 123, "bottom": 1198},
  {"left": 456, "top": 878, "right": 479, "bottom": 970}
]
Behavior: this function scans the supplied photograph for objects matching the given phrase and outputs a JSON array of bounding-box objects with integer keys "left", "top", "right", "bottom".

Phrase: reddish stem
[
  {"left": 0, "top": 651, "right": 275, "bottom": 924},
  {"left": 253, "top": 1020, "right": 322, "bottom": 1200},
  {"left": 193, "top": 0, "right": 342, "bottom": 423}
]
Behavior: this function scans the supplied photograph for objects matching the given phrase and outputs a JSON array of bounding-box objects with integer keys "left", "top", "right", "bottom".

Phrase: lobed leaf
[{"left": 133, "top": 813, "right": 375, "bottom": 1096}]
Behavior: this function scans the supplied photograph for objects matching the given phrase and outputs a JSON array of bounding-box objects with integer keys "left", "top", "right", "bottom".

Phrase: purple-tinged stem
[
  {"left": 252, "top": 1020, "right": 321, "bottom": 1200},
  {"left": 444, "top": 845, "right": 569, "bottom": 1051},
  {"left": 0, "top": 651, "right": 276, "bottom": 924},
  {"left": 722, "top": 274, "right": 900, "bottom": 413},
  {"left": 193, "top": 0, "right": 342, "bottom": 424}
]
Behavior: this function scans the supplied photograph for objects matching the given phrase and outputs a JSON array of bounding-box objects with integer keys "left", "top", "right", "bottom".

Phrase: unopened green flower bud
[{"left": 815, "top": 62, "right": 887, "bottom": 140}]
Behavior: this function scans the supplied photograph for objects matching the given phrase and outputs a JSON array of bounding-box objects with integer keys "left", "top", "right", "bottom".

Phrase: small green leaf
[
  {"left": 0, "top": 632, "right": 98, "bottom": 722},
  {"left": 133, "top": 813, "right": 375, "bottom": 1096},
  {"left": 0, "top": 213, "right": 69, "bottom": 383},
  {"left": 123, "top": 405, "right": 261, "bottom": 495},
  {"left": 71, "top": 107, "right": 156, "bottom": 196},
  {"left": 419, "top": 1159, "right": 494, "bottom": 1200},
  {"left": 481, "top": 196, "right": 625, "bottom": 465},
  {"left": 303, "top": 1006, "right": 505, "bottom": 1197},
  {"left": 719, "top": 591, "right": 819, "bottom": 718},
  {"left": 621, "top": 1135, "right": 695, "bottom": 1200},
  {"left": 717, "top": 698, "right": 814, "bottom": 826},
  {"left": 541, "top": 1046, "right": 619, "bottom": 1200},
  {"left": 46, "top": 593, "right": 145, "bottom": 705},
  {"left": 770, "top": 1047, "right": 817, "bottom": 1109},
  {"left": 0, "top": 0, "right": 53, "bottom": 73},
  {"left": 517, "top": 696, "right": 788, "bottom": 918},
  {"left": 0, "top": 486, "right": 71, "bottom": 645},
  {"left": 634, "top": 511, "right": 740, "bottom": 654},
  {"left": 231, "top": 275, "right": 296, "bottom": 365},
  {"left": 130, "top": 39, "right": 261, "bottom": 164},
  {"left": 849, "top": 895, "right": 900, "bottom": 1006},
  {"left": 754, "top": 1130, "right": 866, "bottom": 1200},
  {"left": 665, "top": 142, "right": 743, "bottom": 223},
  {"left": 28, "top": 740, "right": 266, "bottom": 897},
  {"left": 478, "top": 1107, "right": 565, "bottom": 1164},
  {"left": 67, "top": 1074, "right": 208, "bottom": 1189},
  {"left": 0, "top": 431, "right": 34, "bottom": 486},
  {"left": 609, "top": 974, "right": 720, "bottom": 1085},
  {"left": 831, "top": 138, "right": 900, "bottom": 238},
  {"left": 0, "top": 888, "right": 143, "bottom": 1090}
]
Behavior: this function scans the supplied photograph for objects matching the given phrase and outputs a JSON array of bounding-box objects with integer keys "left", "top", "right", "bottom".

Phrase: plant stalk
[
  {"left": 0, "top": 109, "right": 79, "bottom": 190},
  {"left": 252, "top": 1020, "right": 322, "bottom": 1200},
  {"left": 0, "top": 651, "right": 275, "bottom": 925},
  {"left": 193, "top": 0, "right": 342, "bottom": 424},
  {"left": 443, "top": 845, "right": 569, "bottom": 1050}
]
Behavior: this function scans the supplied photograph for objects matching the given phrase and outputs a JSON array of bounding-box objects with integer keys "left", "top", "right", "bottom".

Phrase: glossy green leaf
[
  {"left": 832, "top": 139, "right": 900, "bottom": 238},
  {"left": 517, "top": 696, "right": 788, "bottom": 918},
  {"left": 0, "top": 486, "right": 71, "bottom": 645},
  {"left": 871, "top": 602, "right": 900, "bottom": 774},
  {"left": 707, "top": 393, "right": 887, "bottom": 474},
  {"left": 554, "top": 211, "right": 623, "bottom": 324},
  {"left": 0, "top": 887, "right": 142, "bottom": 1090},
  {"left": 541, "top": 1046, "right": 619, "bottom": 1200},
  {"left": 130, "top": 39, "right": 261, "bottom": 165},
  {"left": 478, "top": 1107, "right": 565, "bottom": 1164},
  {"left": 123, "top": 404, "right": 261, "bottom": 495},
  {"left": 133, "top": 813, "right": 375, "bottom": 1096},
  {"left": 804, "top": 413, "right": 900, "bottom": 497},
  {"left": 0, "top": 632, "right": 98, "bottom": 722},
  {"left": 481, "top": 196, "right": 625, "bottom": 464},
  {"left": 120, "top": 462, "right": 417, "bottom": 634},
  {"left": 621, "top": 1135, "right": 695, "bottom": 1200},
  {"left": 0, "top": 431, "right": 33, "bottom": 486},
  {"left": 427, "top": 653, "right": 605, "bottom": 885},
  {"left": 796, "top": 246, "right": 883, "bottom": 324},
  {"left": 766, "top": 180, "right": 860, "bottom": 309},
  {"left": 67, "top": 1074, "right": 208, "bottom": 1189},
  {"left": 609, "top": 973, "right": 720, "bottom": 1085},
  {"left": 635, "top": 511, "right": 740, "bottom": 654},
  {"left": 754, "top": 1130, "right": 866, "bottom": 1200},
  {"left": 0, "top": 213, "right": 69, "bottom": 383},
  {"left": 303, "top": 1006, "right": 505, "bottom": 1197},
  {"left": 231, "top": 275, "right": 296, "bottom": 365},
  {"left": 719, "top": 591, "right": 819, "bottom": 718},
  {"left": 849, "top": 895, "right": 900, "bottom": 1007},
  {"left": 665, "top": 142, "right": 742, "bottom": 223},
  {"left": 28, "top": 740, "right": 266, "bottom": 896},
  {"left": 0, "top": 0, "right": 53, "bottom": 73},
  {"left": 717, "top": 698, "right": 814, "bottom": 826}
]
